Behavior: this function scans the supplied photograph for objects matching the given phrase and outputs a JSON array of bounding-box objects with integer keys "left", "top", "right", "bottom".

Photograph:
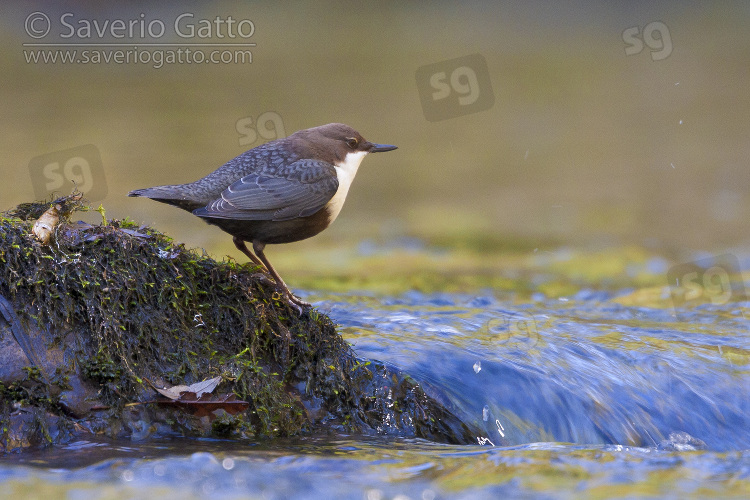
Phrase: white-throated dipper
[{"left": 129, "top": 123, "right": 397, "bottom": 311}]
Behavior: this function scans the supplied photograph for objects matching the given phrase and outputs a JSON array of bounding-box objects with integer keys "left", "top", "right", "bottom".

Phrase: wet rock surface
[{"left": 0, "top": 195, "right": 478, "bottom": 453}]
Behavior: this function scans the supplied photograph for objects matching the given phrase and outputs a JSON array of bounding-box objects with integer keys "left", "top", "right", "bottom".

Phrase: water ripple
[{"left": 319, "top": 292, "right": 750, "bottom": 452}]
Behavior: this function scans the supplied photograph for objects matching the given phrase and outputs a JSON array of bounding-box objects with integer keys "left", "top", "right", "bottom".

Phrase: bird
[{"left": 129, "top": 123, "right": 397, "bottom": 311}]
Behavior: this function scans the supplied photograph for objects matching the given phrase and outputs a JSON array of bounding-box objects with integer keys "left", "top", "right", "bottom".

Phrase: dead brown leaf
[
  {"left": 154, "top": 393, "right": 250, "bottom": 417},
  {"left": 32, "top": 204, "right": 61, "bottom": 245},
  {"left": 153, "top": 376, "right": 222, "bottom": 400}
]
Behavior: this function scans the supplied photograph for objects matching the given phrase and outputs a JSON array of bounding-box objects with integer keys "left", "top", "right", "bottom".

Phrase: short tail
[
  {"left": 128, "top": 185, "right": 204, "bottom": 212},
  {"left": 128, "top": 187, "right": 154, "bottom": 198}
]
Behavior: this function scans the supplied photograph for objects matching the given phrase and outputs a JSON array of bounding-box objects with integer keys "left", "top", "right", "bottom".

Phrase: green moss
[
  {"left": 0, "top": 194, "right": 477, "bottom": 446},
  {"left": 0, "top": 195, "right": 350, "bottom": 436},
  {"left": 81, "top": 351, "right": 123, "bottom": 384},
  {"left": 0, "top": 368, "right": 52, "bottom": 409}
]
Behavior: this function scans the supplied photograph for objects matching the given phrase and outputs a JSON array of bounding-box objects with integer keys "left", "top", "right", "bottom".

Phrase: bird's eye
[{"left": 346, "top": 137, "right": 358, "bottom": 149}]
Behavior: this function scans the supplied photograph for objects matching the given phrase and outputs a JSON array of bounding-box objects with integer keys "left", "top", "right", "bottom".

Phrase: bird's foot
[
  {"left": 267, "top": 284, "right": 310, "bottom": 315},
  {"left": 248, "top": 265, "right": 310, "bottom": 314},
  {"left": 288, "top": 293, "right": 311, "bottom": 308},
  {"left": 282, "top": 290, "right": 311, "bottom": 315}
]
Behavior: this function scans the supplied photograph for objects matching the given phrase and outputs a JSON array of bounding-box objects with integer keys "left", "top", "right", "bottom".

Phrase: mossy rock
[{"left": 0, "top": 194, "right": 477, "bottom": 452}]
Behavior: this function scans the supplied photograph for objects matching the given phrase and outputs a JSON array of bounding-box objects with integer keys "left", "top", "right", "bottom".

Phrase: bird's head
[{"left": 291, "top": 123, "right": 397, "bottom": 164}]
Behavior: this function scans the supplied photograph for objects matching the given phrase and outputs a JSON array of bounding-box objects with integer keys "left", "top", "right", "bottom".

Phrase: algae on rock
[{"left": 0, "top": 195, "right": 477, "bottom": 452}]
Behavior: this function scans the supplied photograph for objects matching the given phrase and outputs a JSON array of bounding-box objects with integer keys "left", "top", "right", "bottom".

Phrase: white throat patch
[{"left": 326, "top": 150, "right": 367, "bottom": 224}]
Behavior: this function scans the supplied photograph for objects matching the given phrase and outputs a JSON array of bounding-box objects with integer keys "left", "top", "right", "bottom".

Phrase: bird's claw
[
  {"left": 287, "top": 300, "right": 303, "bottom": 315},
  {"left": 285, "top": 291, "right": 310, "bottom": 315},
  {"left": 251, "top": 269, "right": 309, "bottom": 315}
]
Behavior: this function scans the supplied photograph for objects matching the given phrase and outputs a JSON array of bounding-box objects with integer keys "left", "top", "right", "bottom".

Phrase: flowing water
[
  {"left": 2, "top": 0, "right": 750, "bottom": 496},
  {"left": 1, "top": 283, "right": 749, "bottom": 498}
]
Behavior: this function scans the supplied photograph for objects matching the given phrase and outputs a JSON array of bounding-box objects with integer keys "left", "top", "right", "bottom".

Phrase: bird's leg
[
  {"left": 235, "top": 237, "right": 304, "bottom": 309},
  {"left": 233, "top": 237, "right": 266, "bottom": 269},
  {"left": 233, "top": 237, "right": 275, "bottom": 286},
  {"left": 252, "top": 240, "right": 311, "bottom": 311}
]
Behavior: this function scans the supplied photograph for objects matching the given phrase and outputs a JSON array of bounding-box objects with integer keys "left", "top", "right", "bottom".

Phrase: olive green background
[{"left": 2, "top": 2, "right": 749, "bottom": 283}]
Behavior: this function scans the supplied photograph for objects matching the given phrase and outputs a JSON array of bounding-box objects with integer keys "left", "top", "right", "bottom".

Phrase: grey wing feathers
[{"left": 193, "top": 159, "right": 339, "bottom": 221}]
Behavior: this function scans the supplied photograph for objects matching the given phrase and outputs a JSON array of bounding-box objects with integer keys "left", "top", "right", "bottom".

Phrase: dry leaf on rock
[
  {"left": 155, "top": 393, "right": 250, "bottom": 417},
  {"left": 154, "top": 376, "right": 222, "bottom": 400},
  {"left": 32, "top": 204, "right": 61, "bottom": 245}
]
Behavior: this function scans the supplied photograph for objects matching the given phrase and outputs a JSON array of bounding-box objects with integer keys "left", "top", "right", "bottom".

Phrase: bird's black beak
[{"left": 369, "top": 143, "right": 398, "bottom": 153}]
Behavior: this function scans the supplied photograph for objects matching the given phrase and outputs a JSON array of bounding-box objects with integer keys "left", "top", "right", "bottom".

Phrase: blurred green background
[{"left": 2, "top": 1, "right": 749, "bottom": 291}]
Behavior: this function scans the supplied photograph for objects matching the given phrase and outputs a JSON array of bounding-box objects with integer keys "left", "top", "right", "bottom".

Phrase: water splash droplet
[{"left": 496, "top": 419, "right": 505, "bottom": 438}]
